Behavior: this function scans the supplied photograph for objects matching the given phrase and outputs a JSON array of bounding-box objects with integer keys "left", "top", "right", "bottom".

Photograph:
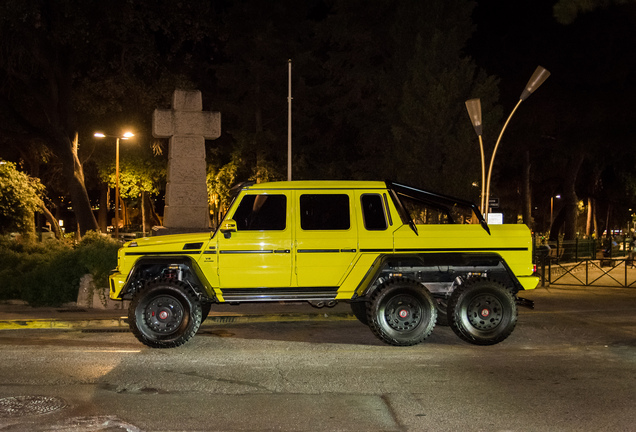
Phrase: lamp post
[
  {"left": 465, "top": 66, "right": 550, "bottom": 218},
  {"left": 94, "top": 131, "right": 134, "bottom": 240},
  {"left": 465, "top": 98, "right": 485, "bottom": 212}
]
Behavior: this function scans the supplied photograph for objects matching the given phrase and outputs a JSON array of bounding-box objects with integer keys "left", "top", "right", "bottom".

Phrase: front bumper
[{"left": 109, "top": 270, "right": 127, "bottom": 300}]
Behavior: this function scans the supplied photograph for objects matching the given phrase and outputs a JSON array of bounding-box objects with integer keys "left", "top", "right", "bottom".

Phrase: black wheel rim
[
  {"left": 143, "top": 295, "right": 185, "bottom": 335},
  {"left": 384, "top": 294, "right": 422, "bottom": 332},
  {"left": 465, "top": 293, "right": 504, "bottom": 331}
]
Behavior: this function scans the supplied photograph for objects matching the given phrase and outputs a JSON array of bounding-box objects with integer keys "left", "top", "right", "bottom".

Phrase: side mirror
[{"left": 220, "top": 219, "right": 237, "bottom": 238}]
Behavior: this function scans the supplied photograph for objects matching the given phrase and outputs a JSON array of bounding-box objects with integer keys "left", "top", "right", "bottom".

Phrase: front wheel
[
  {"left": 368, "top": 279, "right": 437, "bottom": 346},
  {"left": 129, "top": 279, "right": 202, "bottom": 348},
  {"left": 350, "top": 301, "right": 369, "bottom": 326},
  {"left": 447, "top": 278, "right": 517, "bottom": 345}
]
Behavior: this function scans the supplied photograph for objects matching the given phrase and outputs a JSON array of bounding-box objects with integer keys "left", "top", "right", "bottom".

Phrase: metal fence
[{"left": 534, "top": 238, "right": 636, "bottom": 288}]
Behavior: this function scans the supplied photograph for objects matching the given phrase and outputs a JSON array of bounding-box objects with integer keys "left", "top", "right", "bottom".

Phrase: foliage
[
  {"left": 0, "top": 1, "right": 101, "bottom": 234},
  {"left": 0, "top": 161, "right": 45, "bottom": 236},
  {"left": 203, "top": 0, "right": 502, "bottom": 202},
  {"left": 0, "top": 232, "right": 119, "bottom": 306},
  {"left": 97, "top": 142, "right": 166, "bottom": 203},
  {"left": 207, "top": 152, "right": 241, "bottom": 227},
  {"left": 553, "top": 0, "right": 636, "bottom": 24},
  {"left": 0, "top": 0, "right": 213, "bottom": 234},
  {"left": 390, "top": 9, "right": 501, "bottom": 197},
  {"left": 75, "top": 231, "right": 121, "bottom": 289}
]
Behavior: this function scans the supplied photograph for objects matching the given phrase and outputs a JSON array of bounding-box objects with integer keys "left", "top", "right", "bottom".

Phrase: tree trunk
[
  {"left": 147, "top": 194, "right": 162, "bottom": 228},
  {"left": 593, "top": 200, "right": 599, "bottom": 237},
  {"left": 57, "top": 135, "right": 100, "bottom": 236},
  {"left": 562, "top": 153, "right": 585, "bottom": 240},
  {"left": 38, "top": 201, "right": 62, "bottom": 240},
  {"left": 586, "top": 197, "right": 593, "bottom": 237},
  {"left": 549, "top": 152, "right": 584, "bottom": 241},
  {"left": 98, "top": 182, "right": 109, "bottom": 233},
  {"left": 141, "top": 190, "right": 146, "bottom": 234}
]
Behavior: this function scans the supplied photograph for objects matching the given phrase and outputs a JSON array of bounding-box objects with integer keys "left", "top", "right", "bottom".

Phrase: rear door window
[{"left": 300, "top": 194, "right": 350, "bottom": 230}]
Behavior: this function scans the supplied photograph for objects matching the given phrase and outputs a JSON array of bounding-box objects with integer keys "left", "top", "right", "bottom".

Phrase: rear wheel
[
  {"left": 447, "top": 278, "right": 517, "bottom": 345},
  {"left": 129, "top": 278, "right": 202, "bottom": 348},
  {"left": 368, "top": 279, "right": 436, "bottom": 346}
]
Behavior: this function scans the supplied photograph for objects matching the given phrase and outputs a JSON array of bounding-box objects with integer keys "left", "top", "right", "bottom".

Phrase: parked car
[{"left": 109, "top": 180, "right": 538, "bottom": 348}]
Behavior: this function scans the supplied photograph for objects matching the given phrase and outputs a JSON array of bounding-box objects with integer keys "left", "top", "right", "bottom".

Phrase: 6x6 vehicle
[{"left": 109, "top": 180, "right": 538, "bottom": 348}]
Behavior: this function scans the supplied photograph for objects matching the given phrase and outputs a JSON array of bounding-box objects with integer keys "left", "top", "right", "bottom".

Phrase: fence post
[
  {"left": 575, "top": 237, "right": 579, "bottom": 261},
  {"left": 540, "top": 254, "right": 546, "bottom": 286}
]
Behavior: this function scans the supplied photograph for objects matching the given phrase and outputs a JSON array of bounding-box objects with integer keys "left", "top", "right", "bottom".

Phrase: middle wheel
[{"left": 368, "top": 279, "right": 437, "bottom": 346}]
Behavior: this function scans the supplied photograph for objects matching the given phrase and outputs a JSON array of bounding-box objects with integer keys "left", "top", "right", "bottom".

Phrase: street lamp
[
  {"left": 94, "top": 131, "right": 135, "bottom": 240},
  {"left": 465, "top": 66, "right": 550, "bottom": 217},
  {"left": 465, "top": 98, "right": 485, "bottom": 212}
]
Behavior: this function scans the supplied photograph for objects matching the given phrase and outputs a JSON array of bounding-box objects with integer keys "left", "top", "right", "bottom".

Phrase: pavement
[
  {"left": 0, "top": 299, "right": 357, "bottom": 331},
  {"left": 1, "top": 283, "right": 633, "bottom": 331}
]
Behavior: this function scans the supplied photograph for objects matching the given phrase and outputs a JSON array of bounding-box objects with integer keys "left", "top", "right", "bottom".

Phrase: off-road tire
[
  {"left": 447, "top": 278, "right": 517, "bottom": 345},
  {"left": 201, "top": 302, "right": 212, "bottom": 323},
  {"left": 367, "top": 278, "right": 437, "bottom": 346},
  {"left": 129, "top": 278, "right": 202, "bottom": 348},
  {"left": 350, "top": 301, "right": 369, "bottom": 326}
]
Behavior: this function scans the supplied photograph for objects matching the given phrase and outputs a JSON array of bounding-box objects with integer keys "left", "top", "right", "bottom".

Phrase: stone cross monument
[{"left": 153, "top": 90, "right": 221, "bottom": 233}]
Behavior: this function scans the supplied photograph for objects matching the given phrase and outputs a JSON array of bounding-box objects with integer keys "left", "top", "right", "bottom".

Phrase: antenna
[{"left": 287, "top": 59, "right": 292, "bottom": 181}]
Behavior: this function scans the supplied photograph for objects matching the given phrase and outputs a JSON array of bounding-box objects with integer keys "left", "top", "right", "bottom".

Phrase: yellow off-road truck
[{"left": 109, "top": 181, "right": 538, "bottom": 348}]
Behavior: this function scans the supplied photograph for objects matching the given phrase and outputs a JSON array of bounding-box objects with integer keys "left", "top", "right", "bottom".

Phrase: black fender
[
  {"left": 353, "top": 252, "right": 523, "bottom": 298},
  {"left": 118, "top": 256, "right": 215, "bottom": 302}
]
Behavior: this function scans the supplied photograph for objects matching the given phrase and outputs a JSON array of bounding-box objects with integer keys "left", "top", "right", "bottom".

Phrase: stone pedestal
[{"left": 152, "top": 90, "right": 221, "bottom": 233}]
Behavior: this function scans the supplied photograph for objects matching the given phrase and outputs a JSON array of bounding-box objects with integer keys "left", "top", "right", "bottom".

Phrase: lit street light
[
  {"left": 465, "top": 66, "right": 550, "bottom": 218},
  {"left": 94, "top": 131, "right": 135, "bottom": 240}
]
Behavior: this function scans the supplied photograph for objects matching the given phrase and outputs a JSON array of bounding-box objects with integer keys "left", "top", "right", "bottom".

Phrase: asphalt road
[{"left": 0, "top": 285, "right": 635, "bottom": 431}]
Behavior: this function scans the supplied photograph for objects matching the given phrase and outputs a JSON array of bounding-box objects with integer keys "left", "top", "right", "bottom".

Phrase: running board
[{"left": 220, "top": 287, "right": 338, "bottom": 303}]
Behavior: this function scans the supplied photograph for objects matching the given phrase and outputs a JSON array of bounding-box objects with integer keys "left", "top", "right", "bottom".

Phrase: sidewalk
[
  {"left": 2, "top": 284, "right": 633, "bottom": 331},
  {"left": 0, "top": 299, "right": 356, "bottom": 331}
]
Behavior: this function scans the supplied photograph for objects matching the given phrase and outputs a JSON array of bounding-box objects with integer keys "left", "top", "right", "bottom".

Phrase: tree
[
  {"left": 553, "top": 0, "right": 636, "bottom": 24},
  {"left": 548, "top": 2, "right": 636, "bottom": 239},
  {"left": 0, "top": 2, "right": 102, "bottom": 235},
  {"left": 389, "top": 1, "right": 501, "bottom": 198},
  {"left": 210, "top": 0, "right": 312, "bottom": 182},
  {"left": 0, "top": 162, "right": 46, "bottom": 239},
  {"left": 0, "top": 1, "right": 215, "bottom": 236},
  {"left": 96, "top": 141, "right": 166, "bottom": 232},
  {"left": 304, "top": 0, "right": 501, "bottom": 199}
]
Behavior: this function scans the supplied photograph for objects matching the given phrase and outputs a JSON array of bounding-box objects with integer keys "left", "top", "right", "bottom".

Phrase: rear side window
[
  {"left": 400, "top": 194, "right": 452, "bottom": 224},
  {"left": 361, "top": 194, "right": 387, "bottom": 230},
  {"left": 300, "top": 194, "right": 350, "bottom": 230},
  {"left": 233, "top": 194, "right": 287, "bottom": 231}
]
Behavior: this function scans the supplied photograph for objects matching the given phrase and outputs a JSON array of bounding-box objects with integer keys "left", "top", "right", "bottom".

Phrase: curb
[{"left": 0, "top": 312, "right": 357, "bottom": 331}]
